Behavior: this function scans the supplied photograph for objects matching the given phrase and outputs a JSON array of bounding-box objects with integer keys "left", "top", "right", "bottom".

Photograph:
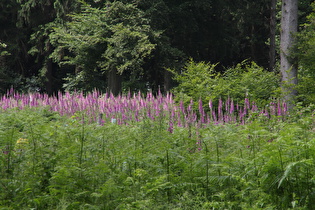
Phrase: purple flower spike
[
  {"left": 198, "top": 99, "right": 205, "bottom": 124},
  {"left": 245, "top": 98, "right": 250, "bottom": 109},
  {"left": 209, "top": 100, "right": 213, "bottom": 111},
  {"left": 168, "top": 120, "right": 174, "bottom": 133}
]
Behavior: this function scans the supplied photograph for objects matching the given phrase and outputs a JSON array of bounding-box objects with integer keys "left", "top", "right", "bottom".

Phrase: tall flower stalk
[{"left": 0, "top": 89, "right": 288, "bottom": 128}]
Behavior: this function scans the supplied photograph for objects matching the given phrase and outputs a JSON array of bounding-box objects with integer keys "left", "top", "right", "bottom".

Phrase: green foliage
[
  {"left": 0, "top": 42, "right": 10, "bottom": 56},
  {"left": 169, "top": 59, "right": 217, "bottom": 106},
  {"left": 1, "top": 105, "right": 315, "bottom": 209},
  {"left": 216, "top": 61, "right": 280, "bottom": 105},
  {"left": 50, "top": 1, "right": 158, "bottom": 91},
  {"left": 296, "top": 2, "right": 315, "bottom": 105},
  {"left": 0, "top": 42, "right": 17, "bottom": 93},
  {"left": 296, "top": 66, "right": 315, "bottom": 105},
  {"left": 170, "top": 59, "right": 280, "bottom": 108}
]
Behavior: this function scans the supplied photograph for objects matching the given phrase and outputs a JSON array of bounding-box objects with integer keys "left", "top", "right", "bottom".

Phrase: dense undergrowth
[{"left": 1, "top": 102, "right": 315, "bottom": 209}]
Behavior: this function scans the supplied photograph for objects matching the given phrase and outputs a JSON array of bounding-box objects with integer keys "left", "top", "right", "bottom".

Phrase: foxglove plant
[{"left": 0, "top": 89, "right": 289, "bottom": 128}]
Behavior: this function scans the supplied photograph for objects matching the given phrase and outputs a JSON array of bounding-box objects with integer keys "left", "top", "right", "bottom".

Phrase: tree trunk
[
  {"left": 269, "top": 0, "right": 277, "bottom": 71},
  {"left": 107, "top": 69, "right": 122, "bottom": 96},
  {"left": 280, "top": 0, "right": 298, "bottom": 108}
]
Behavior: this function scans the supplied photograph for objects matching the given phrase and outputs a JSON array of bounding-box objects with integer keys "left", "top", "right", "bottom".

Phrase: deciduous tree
[{"left": 50, "top": 1, "right": 157, "bottom": 95}]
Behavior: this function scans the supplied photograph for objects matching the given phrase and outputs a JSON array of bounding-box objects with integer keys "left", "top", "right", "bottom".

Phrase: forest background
[{"left": 1, "top": 0, "right": 315, "bottom": 106}]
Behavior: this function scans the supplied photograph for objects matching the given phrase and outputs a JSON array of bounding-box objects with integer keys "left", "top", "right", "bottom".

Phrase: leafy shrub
[
  {"left": 170, "top": 59, "right": 280, "bottom": 109},
  {"left": 169, "top": 59, "right": 217, "bottom": 107},
  {"left": 218, "top": 61, "right": 280, "bottom": 105},
  {"left": 296, "top": 67, "right": 315, "bottom": 105}
]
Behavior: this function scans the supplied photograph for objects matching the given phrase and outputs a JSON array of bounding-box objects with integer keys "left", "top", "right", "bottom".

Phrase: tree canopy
[
  {"left": 0, "top": 0, "right": 314, "bottom": 103},
  {"left": 49, "top": 1, "right": 158, "bottom": 94}
]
